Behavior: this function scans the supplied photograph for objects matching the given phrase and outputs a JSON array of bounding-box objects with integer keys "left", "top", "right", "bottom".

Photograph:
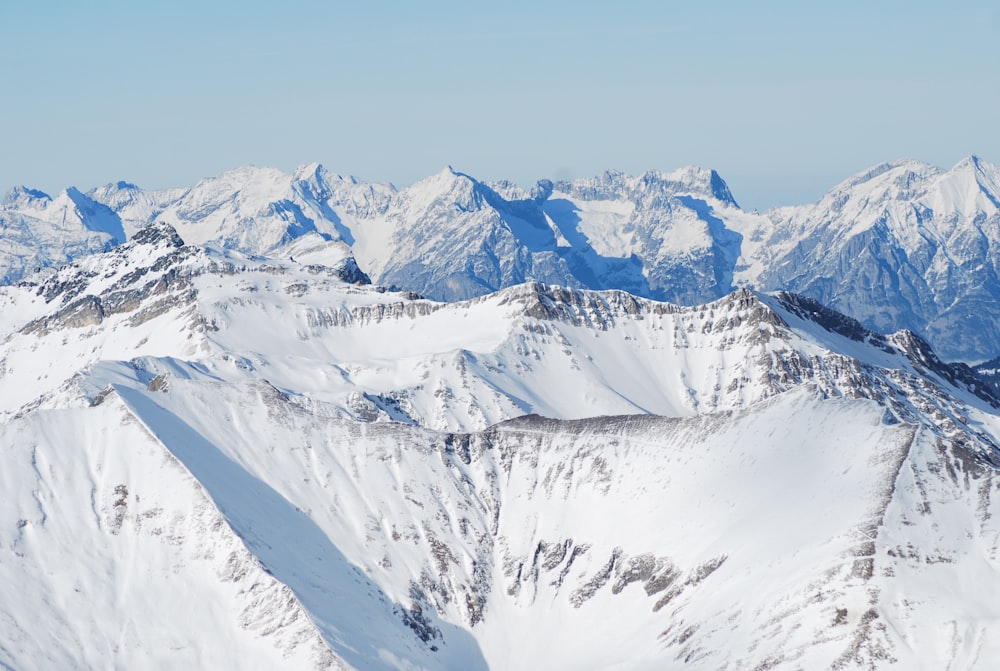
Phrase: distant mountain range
[{"left": 4, "top": 156, "right": 998, "bottom": 362}]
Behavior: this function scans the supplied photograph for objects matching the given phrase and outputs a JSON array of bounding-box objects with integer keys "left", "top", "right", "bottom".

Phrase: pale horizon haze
[{"left": 1, "top": 0, "right": 997, "bottom": 211}]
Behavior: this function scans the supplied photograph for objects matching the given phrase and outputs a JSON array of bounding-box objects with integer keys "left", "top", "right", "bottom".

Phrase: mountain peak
[
  {"left": 4, "top": 185, "right": 51, "bottom": 205},
  {"left": 833, "top": 159, "right": 940, "bottom": 194},
  {"left": 644, "top": 166, "right": 737, "bottom": 203},
  {"left": 293, "top": 162, "right": 330, "bottom": 184},
  {"left": 131, "top": 221, "right": 186, "bottom": 248},
  {"left": 407, "top": 166, "right": 482, "bottom": 202},
  {"left": 954, "top": 154, "right": 983, "bottom": 170},
  {"left": 950, "top": 154, "right": 1000, "bottom": 184},
  {"left": 708, "top": 168, "right": 738, "bottom": 207},
  {"left": 439, "top": 165, "right": 473, "bottom": 181},
  {"left": 931, "top": 154, "right": 1000, "bottom": 214}
]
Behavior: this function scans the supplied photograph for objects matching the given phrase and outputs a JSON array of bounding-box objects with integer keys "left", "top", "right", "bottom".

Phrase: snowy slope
[
  {"left": 5, "top": 229, "right": 1000, "bottom": 667},
  {"left": 0, "top": 396, "right": 340, "bottom": 670}
]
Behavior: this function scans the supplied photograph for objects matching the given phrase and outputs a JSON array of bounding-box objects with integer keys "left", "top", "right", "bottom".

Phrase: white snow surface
[{"left": 4, "top": 229, "right": 1000, "bottom": 668}]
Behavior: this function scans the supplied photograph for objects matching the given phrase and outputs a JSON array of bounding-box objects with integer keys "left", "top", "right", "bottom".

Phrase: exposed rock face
[{"left": 19, "top": 223, "right": 199, "bottom": 337}]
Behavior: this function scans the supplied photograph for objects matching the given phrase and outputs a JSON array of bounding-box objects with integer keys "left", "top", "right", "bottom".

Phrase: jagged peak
[
  {"left": 489, "top": 282, "right": 794, "bottom": 334},
  {"left": 713, "top": 286, "right": 766, "bottom": 309},
  {"left": 87, "top": 180, "right": 143, "bottom": 203},
  {"left": 292, "top": 162, "right": 363, "bottom": 189},
  {"left": 489, "top": 281, "right": 671, "bottom": 328},
  {"left": 947, "top": 154, "right": 1000, "bottom": 187},
  {"left": 4, "top": 185, "right": 52, "bottom": 205},
  {"left": 698, "top": 287, "right": 789, "bottom": 330},
  {"left": 293, "top": 162, "right": 326, "bottom": 180},
  {"left": 409, "top": 165, "right": 476, "bottom": 188},
  {"left": 646, "top": 166, "right": 737, "bottom": 205},
  {"left": 952, "top": 154, "right": 990, "bottom": 172},
  {"left": 482, "top": 282, "right": 1000, "bottom": 405},
  {"left": 926, "top": 154, "right": 1000, "bottom": 214},
  {"left": 709, "top": 169, "right": 738, "bottom": 207},
  {"left": 434, "top": 165, "right": 480, "bottom": 186},
  {"left": 88, "top": 180, "right": 142, "bottom": 196},
  {"left": 399, "top": 166, "right": 489, "bottom": 214}
]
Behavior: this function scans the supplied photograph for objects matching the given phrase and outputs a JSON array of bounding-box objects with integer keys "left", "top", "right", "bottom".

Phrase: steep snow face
[
  {"left": 0, "top": 186, "right": 124, "bottom": 283},
  {"left": 15, "top": 372, "right": 1000, "bottom": 670},
  {"left": 0, "top": 397, "right": 342, "bottom": 670}
]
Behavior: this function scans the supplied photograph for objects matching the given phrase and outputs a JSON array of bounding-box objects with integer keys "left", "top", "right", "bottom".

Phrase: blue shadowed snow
[{"left": 115, "top": 385, "right": 489, "bottom": 671}]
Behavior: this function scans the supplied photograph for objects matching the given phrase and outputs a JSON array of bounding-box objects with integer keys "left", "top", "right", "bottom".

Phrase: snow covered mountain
[
  {"left": 5, "top": 155, "right": 973, "bottom": 362},
  {"left": 0, "top": 185, "right": 125, "bottom": 284},
  {"left": 4, "top": 226, "right": 1000, "bottom": 668},
  {"left": 742, "top": 156, "right": 1000, "bottom": 362}
]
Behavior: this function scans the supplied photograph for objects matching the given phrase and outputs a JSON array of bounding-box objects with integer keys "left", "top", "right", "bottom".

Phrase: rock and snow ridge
[
  {"left": 5, "top": 155, "right": 1000, "bottom": 362},
  {"left": 6, "top": 227, "right": 1000, "bottom": 668}
]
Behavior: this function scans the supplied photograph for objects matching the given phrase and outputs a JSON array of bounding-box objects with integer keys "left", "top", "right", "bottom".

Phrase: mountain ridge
[
  {"left": 5, "top": 227, "right": 1000, "bottom": 668},
  {"left": 4, "top": 154, "right": 1000, "bottom": 362}
]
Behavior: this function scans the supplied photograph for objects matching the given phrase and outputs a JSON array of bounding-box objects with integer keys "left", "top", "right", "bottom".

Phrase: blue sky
[{"left": 2, "top": 0, "right": 997, "bottom": 210}]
